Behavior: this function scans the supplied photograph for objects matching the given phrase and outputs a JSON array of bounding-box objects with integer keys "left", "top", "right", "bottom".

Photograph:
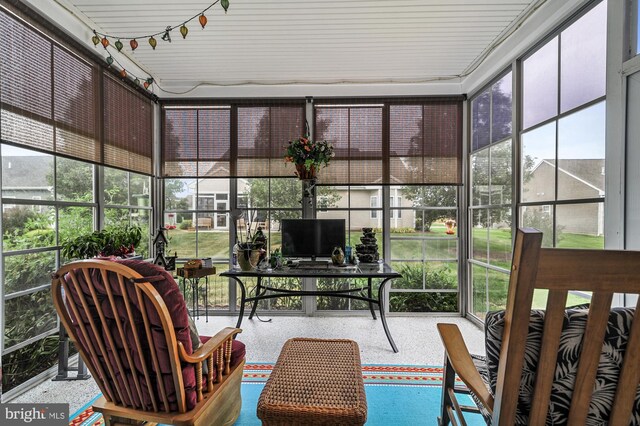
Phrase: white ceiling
[
  {"left": 33, "top": 0, "right": 549, "bottom": 96},
  {"left": 23, "top": 0, "right": 594, "bottom": 98}
]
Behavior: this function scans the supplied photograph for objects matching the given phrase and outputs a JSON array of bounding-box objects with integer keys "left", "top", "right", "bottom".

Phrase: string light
[
  {"left": 100, "top": 44, "right": 154, "bottom": 92},
  {"left": 91, "top": 0, "right": 228, "bottom": 50},
  {"left": 199, "top": 14, "right": 208, "bottom": 29},
  {"left": 90, "top": 0, "right": 230, "bottom": 92}
]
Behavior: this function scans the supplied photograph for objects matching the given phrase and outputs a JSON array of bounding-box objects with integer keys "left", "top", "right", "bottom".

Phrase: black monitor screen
[{"left": 281, "top": 219, "right": 345, "bottom": 258}]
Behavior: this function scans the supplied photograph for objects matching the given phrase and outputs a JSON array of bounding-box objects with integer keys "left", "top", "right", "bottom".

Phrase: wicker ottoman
[{"left": 257, "top": 338, "right": 368, "bottom": 425}]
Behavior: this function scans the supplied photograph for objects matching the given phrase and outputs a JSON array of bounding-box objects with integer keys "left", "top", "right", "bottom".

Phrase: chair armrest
[
  {"left": 437, "top": 323, "right": 494, "bottom": 413},
  {"left": 177, "top": 327, "right": 242, "bottom": 364}
]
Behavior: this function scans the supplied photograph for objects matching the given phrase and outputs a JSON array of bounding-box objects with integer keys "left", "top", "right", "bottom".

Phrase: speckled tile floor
[{"left": 8, "top": 315, "right": 484, "bottom": 414}]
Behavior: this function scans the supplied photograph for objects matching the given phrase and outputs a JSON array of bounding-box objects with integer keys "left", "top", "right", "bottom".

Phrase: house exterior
[
  {"left": 525, "top": 159, "right": 604, "bottom": 235},
  {"left": 2, "top": 156, "right": 53, "bottom": 201},
  {"left": 186, "top": 178, "right": 416, "bottom": 231}
]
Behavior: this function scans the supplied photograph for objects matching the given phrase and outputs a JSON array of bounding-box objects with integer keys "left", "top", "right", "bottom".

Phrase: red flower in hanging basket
[{"left": 284, "top": 134, "right": 334, "bottom": 180}]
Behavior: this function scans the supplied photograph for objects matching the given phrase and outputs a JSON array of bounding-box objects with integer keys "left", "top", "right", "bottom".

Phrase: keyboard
[{"left": 296, "top": 260, "right": 330, "bottom": 269}]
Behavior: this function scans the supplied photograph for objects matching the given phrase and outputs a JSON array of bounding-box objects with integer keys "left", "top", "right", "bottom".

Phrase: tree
[
  {"left": 245, "top": 110, "right": 339, "bottom": 219},
  {"left": 401, "top": 186, "right": 457, "bottom": 231},
  {"left": 46, "top": 157, "right": 93, "bottom": 202},
  {"left": 164, "top": 179, "right": 188, "bottom": 210}
]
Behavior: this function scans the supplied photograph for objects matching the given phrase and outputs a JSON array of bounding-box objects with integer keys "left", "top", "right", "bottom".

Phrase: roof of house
[
  {"left": 536, "top": 159, "right": 605, "bottom": 192},
  {"left": 2, "top": 156, "right": 52, "bottom": 189}
]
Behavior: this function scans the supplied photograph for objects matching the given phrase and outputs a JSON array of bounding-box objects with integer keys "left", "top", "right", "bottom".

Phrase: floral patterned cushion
[{"left": 484, "top": 306, "right": 639, "bottom": 425}]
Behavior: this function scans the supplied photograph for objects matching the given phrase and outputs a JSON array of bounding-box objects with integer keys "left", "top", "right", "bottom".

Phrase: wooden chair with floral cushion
[
  {"left": 438, "top": 228, "right": 640, "bottom": 425},
  {"left": 52, "top": 259, "right": 245, "bottom": 426}
]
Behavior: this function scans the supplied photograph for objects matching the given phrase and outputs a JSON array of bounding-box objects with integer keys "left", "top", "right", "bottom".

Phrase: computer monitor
[{"left": 281, "top": 219, "right": 345, "bottom": 258}]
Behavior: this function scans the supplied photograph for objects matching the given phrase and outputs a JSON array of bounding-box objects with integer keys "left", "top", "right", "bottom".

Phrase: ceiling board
[{"left": 42, "top": 0, "right": 545, "bottom": 92}]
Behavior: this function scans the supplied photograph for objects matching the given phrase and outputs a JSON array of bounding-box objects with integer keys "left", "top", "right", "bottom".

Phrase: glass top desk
[{"left": 221, "top": 263, "right": 402, "bottom": 352}]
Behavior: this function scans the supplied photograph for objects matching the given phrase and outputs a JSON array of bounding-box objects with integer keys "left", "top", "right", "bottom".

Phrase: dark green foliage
[
  {"left": 60, "top": 225, "right": 143, "bottom": 259},
  {"left": 401, "top": 186, "right": 457, "bottom": 231},
  {"left": 4, "top": 252, "right": 54, "bottom": 294},
  {"left": 4, "top": 290, "right": 58, "bottom": 348},
  {"left": 390, "top": 292, "right": 458, "bottom": 312},
  {"left": 389, "top": 263, "right": 458, "bottom": 312},
  {"left": 2, "top": 335, "right": 60, "bottom": 392},
  {"left": 3, "top": 206, "right": 43, "bottom": 236}
]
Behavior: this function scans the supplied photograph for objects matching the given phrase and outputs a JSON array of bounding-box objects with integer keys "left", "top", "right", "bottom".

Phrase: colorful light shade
[
  {"left": 119, "top": 69, "right": 127, "bottom": 78},
  {"left": 130, "top": 39, "right": 139, "bottom": 51},
  {"left": 199, "top": 14, "right": 208, "bottom": 29},
  {"left": 180, "top": 25, "right": 189, "bottom": 39},
  {"left": 106, "top": 56, "right": 114, "bottom": 66},
  {"left": 91, "top": 34, "right": 100, "bottom": 46},
  {"left": 101, "top": 37, "right": 109, "bottom": 48},
  {"left": 115, "top": 39, "right": 124, "bottom": 51},
  {"left": 148, "top": 36, "right": 157, "bottom": 50}
]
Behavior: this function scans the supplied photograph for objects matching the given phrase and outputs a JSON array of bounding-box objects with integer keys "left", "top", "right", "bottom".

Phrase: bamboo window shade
[
  {"left": 162, "top": 101, "right": 304, "bottom": 178},
  {"left": 314, "top": 99, "right": 462, "bottom": 185},
  {"left": 162, "top": 107, "right": 231, "bottom": 177},
  {"left": 103, "top": 74, "right": 153, "bottom": 175},
  {"left": 389, "top": 100, "right": 462, "bottom": 185},
  {"left": 236, "top": 102, "right": 304, "bottom": 178},
  {"left": 0, "top": 9, "right": 154, "bottom": 175},
  {"left": 314, "top": 105, "right": 384, "bottom": 185}
]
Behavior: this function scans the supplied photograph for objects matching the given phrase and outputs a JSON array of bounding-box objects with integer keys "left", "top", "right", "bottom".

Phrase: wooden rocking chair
[
  {"left": 52, "top": 259, "right": 245, "bottom": 426},
  {"left": 438, "top": 228, "right": 640, "bottom": 425}
]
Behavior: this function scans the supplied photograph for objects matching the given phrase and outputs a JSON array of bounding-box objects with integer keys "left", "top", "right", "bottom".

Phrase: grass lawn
[{"left": 169, "top": 225, "right": 601, "bottom": 313}]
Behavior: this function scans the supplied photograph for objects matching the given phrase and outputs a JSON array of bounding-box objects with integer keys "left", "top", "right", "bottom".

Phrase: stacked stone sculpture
[{"left": 355, "top": 227, "right": 379, "bottom": 263}]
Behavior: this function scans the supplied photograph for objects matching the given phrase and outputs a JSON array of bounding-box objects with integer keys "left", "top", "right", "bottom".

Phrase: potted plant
[
  {"left": 61, "top": 225, "right": 143, "bottom": 260},
  {"left": 233, "top": 210, "right": 267, "bottom": 271},
  {"left": 284, "top": 131, "right": 334, "bottom": 180}
]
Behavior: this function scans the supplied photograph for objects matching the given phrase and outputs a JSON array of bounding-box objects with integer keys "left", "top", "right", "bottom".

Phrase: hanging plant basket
[{"left": 295, "top": 164, "right": 317, "bottom": 180}]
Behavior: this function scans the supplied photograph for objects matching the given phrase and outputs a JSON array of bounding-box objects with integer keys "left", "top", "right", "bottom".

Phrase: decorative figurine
[{"left": 153, "top": 227, "right": 176, "bottom": 270}]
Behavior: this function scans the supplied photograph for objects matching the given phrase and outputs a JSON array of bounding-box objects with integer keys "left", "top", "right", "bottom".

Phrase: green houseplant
[
  {"left": 284, "top": 133, "right": 334, "bottom": 180},
  {"left": 61, "top": 225, "right": 143, "bottom": 260}
]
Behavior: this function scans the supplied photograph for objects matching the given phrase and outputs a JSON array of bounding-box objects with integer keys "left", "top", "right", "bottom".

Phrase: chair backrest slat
[
  {"left": 83, "top": 268, "right": 134, "bottom": 407},
  {"left": 609, "top": 297, "right": 640, "bottom": 424},
  {"left": 135, "top": 284, "right": 172, "bottom": 413},
  {"left": 537, "top": 248, "right": 640, "bottom": 292},
  {"left": 54, "top": 271, "right": 115, "bottom": 402},
  {"left": 528, "top": 289, "right": 568, "bottom": 426},
  {"left": 493, "top": 229, "right": 640, "bottom": 425},
  {"left": 116, "top": 272, "right": 159, "bottom": 412},
  {"left": 137, "top": 282, "right": 187, "bottom": 412},
  {"left": 64, "top": 269, "right": 120, "bottom": 402},
  {"left": 101, "top": 269, "right": 145, "bottom": 409},
  {"left": 492, "top": 229, "right": 542, "bottom": 426},
  {"left": 567, "top": 291, "right": 613, "bottom": 425}
]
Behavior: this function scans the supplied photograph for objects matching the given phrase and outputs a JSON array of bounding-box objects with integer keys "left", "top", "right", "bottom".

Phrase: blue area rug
[{"left": 69, "top": 363, "right": 485, "bottom": 425}]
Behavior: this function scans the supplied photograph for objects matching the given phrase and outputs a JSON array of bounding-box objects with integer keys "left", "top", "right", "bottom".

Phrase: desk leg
[
  {"left": 248, "top": 276, "right": 262, "bottom": 320},
  {"left": 378, "top": 278, "right": 398, "bottom": 353},
  {"left": 193, "top": 278, "right": 198, "bottom": 320},
  {"left": 367, "top": 277, "right": 377, "bottom": 320},
  {"left": 230, "top": 277, "right": 246, "bottom": 329},
  {"left": 205, "top": 276, "right": 209, "bottom": 323}
]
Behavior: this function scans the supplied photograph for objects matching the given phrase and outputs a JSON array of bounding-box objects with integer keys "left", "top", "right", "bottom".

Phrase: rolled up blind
[
  {"left": 315, "top": 98, "right": 462, "bottom": 185},
  {"left": 162, "top": 101, "right": 304, "bottom": 178},
  {"left": 389, "top": 100, "right": 462, "bottom": 184},
  {"left": 103, "top": 74, "right": 153, "bottom": 175},
  {"left": 1, "top": 9, "right": 154, "bottom": 173},
  {"left": 314, "top": 105, "right": 384, "bottom": 185},
  {"left": 162, "top": 107, "right": 231, "bottom": 177},
  {"left": 236, "top": 102, "right": 304, "bottom": 178}
]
